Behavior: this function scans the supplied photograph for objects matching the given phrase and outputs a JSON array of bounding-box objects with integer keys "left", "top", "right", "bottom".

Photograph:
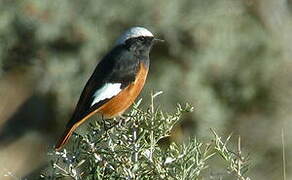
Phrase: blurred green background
[{"left": 0, "top": 0, "right": 291, "bottom": 179}]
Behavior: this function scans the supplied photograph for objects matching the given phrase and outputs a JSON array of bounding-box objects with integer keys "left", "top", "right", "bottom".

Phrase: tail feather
[
  {"left": 55, "top": 110, "right": 99, "bottom": 151},
  {"left": 55, "top": 125, "right": 77, "bottom": 151}
]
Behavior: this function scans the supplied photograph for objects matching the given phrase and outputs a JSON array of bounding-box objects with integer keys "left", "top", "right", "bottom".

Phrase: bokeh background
[{"left": 0, "top": 0, "right": 291, "bottom": 179}]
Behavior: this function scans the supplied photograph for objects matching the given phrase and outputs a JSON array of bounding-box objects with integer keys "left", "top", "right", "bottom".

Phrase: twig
[{"left": 281, "top": 128, "right": 286, "bottom": 180}]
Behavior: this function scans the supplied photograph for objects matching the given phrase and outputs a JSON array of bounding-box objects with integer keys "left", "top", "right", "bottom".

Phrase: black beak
[{"left": 153, "top": 38, "right": 164, "bottom": 44}]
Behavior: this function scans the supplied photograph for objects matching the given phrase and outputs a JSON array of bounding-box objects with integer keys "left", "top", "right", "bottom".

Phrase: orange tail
[
  {"left": 55, "top": 106, "right": 103, "bottom": 151},
  {"left": 55, "top": 125, "right": 77, "bottom": 151},
  {"left": 55, "top": 111, "right": 98, "bottom": 151}
]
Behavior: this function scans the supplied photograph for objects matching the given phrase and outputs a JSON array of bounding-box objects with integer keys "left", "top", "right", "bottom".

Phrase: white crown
[{"left": 116, "top": 27, "right": 154, "bottom": 45}]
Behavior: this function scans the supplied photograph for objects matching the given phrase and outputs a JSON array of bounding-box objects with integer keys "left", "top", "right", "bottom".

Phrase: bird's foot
[{"left": 117, "top": 114, "right": 132, "bottom": 126}]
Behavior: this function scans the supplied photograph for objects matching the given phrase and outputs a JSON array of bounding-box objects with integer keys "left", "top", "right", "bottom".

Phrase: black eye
[{"left": 138, "top": 36, "right": 145, "bottom": 41}]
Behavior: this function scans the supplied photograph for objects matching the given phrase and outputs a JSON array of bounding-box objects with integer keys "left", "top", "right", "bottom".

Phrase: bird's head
[{"left": 116, "top": 27, "right": 162, "bottom": 55}]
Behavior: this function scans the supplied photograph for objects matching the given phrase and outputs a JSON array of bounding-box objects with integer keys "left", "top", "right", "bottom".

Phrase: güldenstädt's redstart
[{"left": 55, "top": 27, "right": 161, "bottom": 150}]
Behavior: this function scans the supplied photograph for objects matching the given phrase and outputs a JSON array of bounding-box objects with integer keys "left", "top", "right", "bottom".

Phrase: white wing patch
[{"left": 91, "top": 83, "right": 122, "bottom": 107}]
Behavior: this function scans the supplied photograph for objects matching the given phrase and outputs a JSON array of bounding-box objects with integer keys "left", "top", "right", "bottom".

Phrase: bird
[{"left": 55, "top": 27, "right": 160, "bottom": 150}]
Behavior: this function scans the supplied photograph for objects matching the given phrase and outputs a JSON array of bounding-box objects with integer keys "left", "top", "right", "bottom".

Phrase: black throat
[{"left": 124, "top": 36, "right": 154, "bottom": 68}]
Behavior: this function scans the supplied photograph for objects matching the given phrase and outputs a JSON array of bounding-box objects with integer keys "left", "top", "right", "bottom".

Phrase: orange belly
[
  {"left": 97, "top": 62, "right": 148, "bottom": 118},
  {"left": 54, "top": 62, "right": 148, "bottom": 150}
]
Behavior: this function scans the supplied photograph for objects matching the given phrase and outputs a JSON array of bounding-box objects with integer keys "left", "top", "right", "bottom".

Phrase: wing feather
[{"left": 55, "top": 45, "right": 139, "bottom": 150}]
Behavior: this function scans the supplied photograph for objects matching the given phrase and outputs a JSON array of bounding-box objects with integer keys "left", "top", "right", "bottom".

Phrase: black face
[{"left": 125, "top": 36, "right": 155, "bottom": 56}]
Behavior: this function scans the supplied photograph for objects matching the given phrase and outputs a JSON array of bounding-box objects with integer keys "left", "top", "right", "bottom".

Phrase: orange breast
[{"left": 97, "top": 62, "right": 148, "bottom": 118}]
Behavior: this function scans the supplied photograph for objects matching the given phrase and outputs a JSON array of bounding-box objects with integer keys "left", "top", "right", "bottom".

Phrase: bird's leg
[
  {"left": 119, "top": 114, "right": 127, "bottom": 120},
  {"left": 101, "top": 115, "right": 113, "bottom": 137},
  {"left": 117, "top": 114, "right": 131, "bottom": 126},
  {"left": 101, "top": 115, "right": 117, "bottom": 133},
  {"left": 101, "top": 114, "right": 129, "bottom": 132},
  {"left": 101, "top": 115, "right": 108, "bottom": 132},
  {"left": 105, "top": 117, "right": 119, "bottom": 130},
  {"left": 121, "top": 113, "right": 135, "bottom": 120}
]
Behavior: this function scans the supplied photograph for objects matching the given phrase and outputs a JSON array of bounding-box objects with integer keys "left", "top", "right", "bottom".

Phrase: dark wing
[
  {"left": 55, "top": 45, "right": 139, "bottom": 150},
  {"left": 69, "top": 45, "right": 139, "bottom": 126}
]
